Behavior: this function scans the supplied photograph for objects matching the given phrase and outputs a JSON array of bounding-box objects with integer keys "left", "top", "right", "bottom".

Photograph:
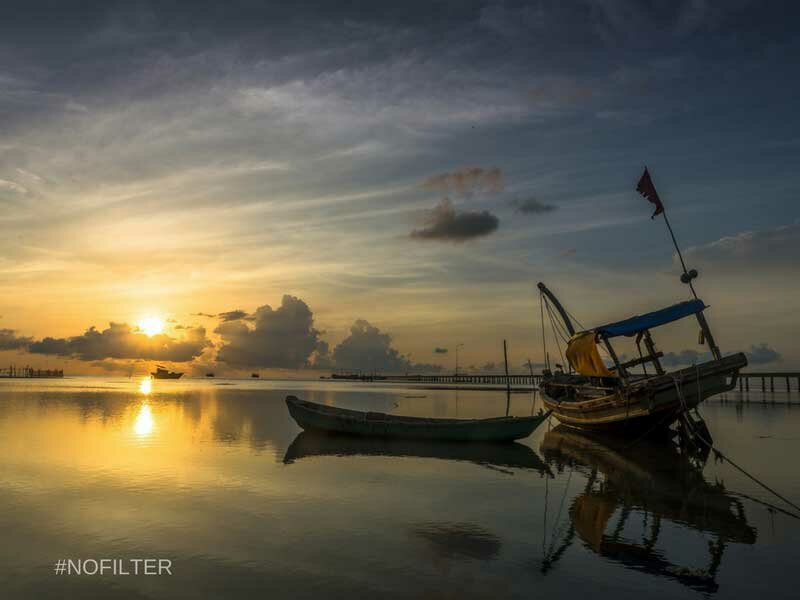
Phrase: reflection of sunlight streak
[
  {"left": 134, "top": 403, "right": 154, "bottom": 437},
  {"left": 139, "top": 377, "right": 152, "bottom": 395}
]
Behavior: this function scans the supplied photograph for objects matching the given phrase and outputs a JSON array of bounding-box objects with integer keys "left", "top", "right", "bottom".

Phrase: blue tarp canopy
[{"left": 595, "top": 299, "right": 706, "bottom": 338}]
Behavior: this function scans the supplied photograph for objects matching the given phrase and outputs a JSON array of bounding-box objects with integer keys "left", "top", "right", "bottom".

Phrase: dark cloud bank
[
  {"left": 510, "top": 197, "right": 556, "bottom": 214},
  {"left": 27, "top": 323, "right": 210, "bottom": 361},
  {"left": 411, "top": 198, "right": 499, "bottom": 243}
]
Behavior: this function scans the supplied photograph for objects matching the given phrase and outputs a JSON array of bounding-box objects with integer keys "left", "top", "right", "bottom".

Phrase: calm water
[{"left": 1, "top": 377, "right": 798, "bottom": 599}]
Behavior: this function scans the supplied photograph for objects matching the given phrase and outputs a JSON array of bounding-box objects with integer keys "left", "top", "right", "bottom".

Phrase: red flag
[{"left": 636, "top": 167, "right": 664, "bottom": 219}]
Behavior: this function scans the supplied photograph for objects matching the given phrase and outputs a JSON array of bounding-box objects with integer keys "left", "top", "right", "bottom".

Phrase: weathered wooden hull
[
  {"left": 286, "top": 396, "right": 549, "bottom": 442},
  {"left": 541, "top": 353, "right": 746, "bottom": 435}
]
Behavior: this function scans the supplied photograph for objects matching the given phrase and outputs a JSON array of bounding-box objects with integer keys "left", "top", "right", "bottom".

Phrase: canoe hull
[{"left": 286, "top": 396, "right": 548, "bottom": 442}]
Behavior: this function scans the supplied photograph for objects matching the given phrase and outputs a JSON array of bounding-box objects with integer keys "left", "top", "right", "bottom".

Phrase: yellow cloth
[{"left": 566, "top": 331, "right": 616, "bottom": 377}]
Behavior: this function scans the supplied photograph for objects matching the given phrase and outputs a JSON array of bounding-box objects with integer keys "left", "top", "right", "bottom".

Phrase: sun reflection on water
[
  {"left": 139, "top": 376, "right": 152, "bottom": 396},
  {"left": 133, "top": 403, "right": 154, "bottom": 437}
]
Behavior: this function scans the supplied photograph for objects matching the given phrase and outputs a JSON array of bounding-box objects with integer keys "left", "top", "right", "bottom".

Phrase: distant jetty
[{"left": 1, "top": 364, "right": 64, "bottom": 378}]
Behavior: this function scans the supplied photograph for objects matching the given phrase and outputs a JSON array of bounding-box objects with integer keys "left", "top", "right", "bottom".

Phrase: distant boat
[
  {"left": 285, "top": 396, "right": 549, "bottom": 442},
  {"left": 205, "top": 372, "right": 215, "bottom": 378},
  {"left": 537, "top": 282, "right": 745, "bottom": 436},
  {"left": 150, "top": 366, "right": 183, "bottom": 379},
  {"left": 251, "top": 373, "right": 260, "bottom": 378}
]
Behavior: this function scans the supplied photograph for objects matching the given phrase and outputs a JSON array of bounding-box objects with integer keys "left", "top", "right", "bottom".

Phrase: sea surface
[{"left": 1, "top": 377, "right": 798, "bottom": 599}]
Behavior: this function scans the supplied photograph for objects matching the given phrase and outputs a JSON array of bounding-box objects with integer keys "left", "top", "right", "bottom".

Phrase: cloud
[
  {"left": 434, "top": 347, "right": 448, "bottom": 354},
  {"left": 422, "top": 167, "right": 504, "bottom": 198},
  {"left": 332, "top": 319, "right": 409, "bottom": 372},
  {"left": 215, "top": 295, "right": 322, "bottom": 368},
  {"left": 192, "top": 312, "right": 217, "bottom": 318},
  {"left": 510, "top": 197, "right": 556, "bottom": 214},
  {"left": 661, "top": 343, "right": 781, "bottom": 367},
  {"left": 745, "top": 343, "right": 781, "bottom": 365},
  {"left": 217, "top": 309, "right": 249, "bottom": 322},
  {"left": 683, "top": 223, "right": 800, "bottom": 270},
  {"left": 410, "top": 198, "right": 499, "bottom": 243},
  {"left": 660, "top": 349, "right": 711, "bottom": 367},
  {"left": 0, "top": 329, "right": 32, "bottom": 350},
  {"left": 0, "top": 179, "right": 28, "bottom": 195},
  {"left": 27, "top": 322, "right": 210, "bottom": 362},
  {"left": 331, "top": 319, "right": 440, "bottom": 374}
]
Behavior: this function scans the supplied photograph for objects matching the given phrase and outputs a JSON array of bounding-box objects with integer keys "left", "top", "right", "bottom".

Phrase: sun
[{"left": 138, "top": 316, "right": 165, "bottom": 337}]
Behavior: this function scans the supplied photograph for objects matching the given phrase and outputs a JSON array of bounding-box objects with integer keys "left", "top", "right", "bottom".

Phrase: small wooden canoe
[{"left": 285, "top": 396, "right": 549, "bottom": 442}]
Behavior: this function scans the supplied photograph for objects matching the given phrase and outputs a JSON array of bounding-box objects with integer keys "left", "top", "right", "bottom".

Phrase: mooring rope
[{"left": 672, "top": 374, "right": 800, "bottom": 516}]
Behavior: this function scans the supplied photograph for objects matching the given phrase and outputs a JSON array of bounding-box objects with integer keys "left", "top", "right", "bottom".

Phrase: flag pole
[
  {"left": 660, "top": 210, "right": 698, "bottom": 300},
  {"left": 637, "top": 166, "right": 698, "bottom": 300}
]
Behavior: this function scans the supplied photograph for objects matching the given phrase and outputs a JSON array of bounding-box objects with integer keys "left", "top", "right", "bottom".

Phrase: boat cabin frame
[{"left": 537, "top": 282, "right": 722, "bottom": 384}]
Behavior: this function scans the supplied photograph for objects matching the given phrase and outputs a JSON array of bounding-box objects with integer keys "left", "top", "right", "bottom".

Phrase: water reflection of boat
[
  {"left": 283, "top": 431, "right": 551, "bottom": 475},
  {"left": 150, "top": 366, "right": 183, "bottom": 379},
  {"left": 539, "top": 426, "right": 756, "bottom": 594},
  {"left": 286, "top": 396, "right": 549, "bottom": 442}
]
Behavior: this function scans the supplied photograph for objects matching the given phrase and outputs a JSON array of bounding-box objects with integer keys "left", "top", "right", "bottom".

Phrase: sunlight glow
[
  {"left": 139, "top": 377, "right": 152, "bottom": 395},
  {"left": 133, "top": 402, "right": 154, "bottom": 437},
  {"left": 138, "top": 316, "right": 165, "bottom": 336}
]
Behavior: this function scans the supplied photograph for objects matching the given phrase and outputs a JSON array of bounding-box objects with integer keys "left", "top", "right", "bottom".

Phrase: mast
[{"left": 537, "top": 282, "right": 576, "bottom": 337}]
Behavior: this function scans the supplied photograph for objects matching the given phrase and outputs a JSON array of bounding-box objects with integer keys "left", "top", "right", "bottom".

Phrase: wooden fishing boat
[
  {"left": 537, "top": 283, "right": 746, "bottom": 435},
  {"left": 150, "top": 366, "right": 183, "bottom": 379},
  {"left": 285, "top": 396, "right": 549, "bottom": 442},
  {"left": 283, "top": 430, "right": 550, "bottom": 473}
]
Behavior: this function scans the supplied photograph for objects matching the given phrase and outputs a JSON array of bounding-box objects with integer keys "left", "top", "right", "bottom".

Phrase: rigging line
[
  {"left": 674, "top": 373, "right": 800, "bottom": 516},
  {"left": 564, "top": 306, "right": 586, "bottom": 332},
  {"left": 544, "top": 301, "right": 567, "bottom": 367},
  {"left": 544, "top": 297, "right": 570, "bottom": 346},
  {"left": 542, "top": 463, "right": 549, "bottom": 556},
  {"left": 545, "top": 299, "right": 571, "bottom": 344},
  {"left": 540, "top": 292, "right": 548, "bottom": 371},
  {"left": 547, "top": 466, "right": 574, "bottom": 556}
]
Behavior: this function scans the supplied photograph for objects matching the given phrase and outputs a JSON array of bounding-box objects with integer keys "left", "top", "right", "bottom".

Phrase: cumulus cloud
[
  {"left": 745, "top": 343, "right": 782, "bottom": 365},
  {"left": 27, "top": 322, "right": 210, "bottom": 362},
  {"left": 410, "top": 198, "right": 499, "bottom": 243},
  {"left": 683, "top": 223, "right": 800, "bottom": 270},
  {"left": 660, "top": 349, "right": 711, "bottom": 367},
  {"left": 510, "top": 197, "right": 556, "bottom": 214},
  {"left": 422, "top": 167, "right": 504, "bottom": 198},
  {"left": 331, "top": 319, "right": 410, "bottom": 373},
  {"left": 434, "top": 347, "right": 448, "bottom": 354},
  {"left": 660, "top": 343, "right": 781, "bottom": 367},
  {"left": 215, "top": 295, "right": 322, "bottom": 368},
  {"left": 0, "top": 329, "right": 32, "bottom": 350},
  {"left": 218, "top": 309, "right": 249, "bottom": 322},
  {"left": 331, "top": 319, "right": 440, "bottom": 374}
]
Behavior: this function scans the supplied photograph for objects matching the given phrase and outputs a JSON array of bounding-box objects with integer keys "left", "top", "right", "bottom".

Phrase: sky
[{"left": 1, "top": 0, "right": 798, "bottom": 376}]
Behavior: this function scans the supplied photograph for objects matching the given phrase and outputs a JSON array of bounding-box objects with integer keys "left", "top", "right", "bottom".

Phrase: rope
[
  {"left": 545, "top": 466, "right": 574, "bottom": 559},
  {"left": 539, "top": 292, "right": 548, "bottom": 371},
  {"left": 544, "top": 301, "right": 567, "bottom": 368},
  {"left": 671, "top": 373, "right": 800, "bottom": 516}
]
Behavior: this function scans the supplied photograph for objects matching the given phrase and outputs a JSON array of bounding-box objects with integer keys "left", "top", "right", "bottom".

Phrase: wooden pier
[
  {"left": 0, "top": 365, "right": 64, "bottom": 378},
  {"left": 382, "top": 373, "right": 542, "bottom": 387},
  {"left": 735, "top": 372, "right": 800, "bottom": 393},
  {"left": 333, "top": 371, "right": 800, "bottom": 396}
]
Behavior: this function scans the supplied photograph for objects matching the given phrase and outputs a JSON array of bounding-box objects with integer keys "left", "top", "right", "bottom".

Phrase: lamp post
[{"left": 455, "top": 343, "right": 464, "bottom": 381}]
